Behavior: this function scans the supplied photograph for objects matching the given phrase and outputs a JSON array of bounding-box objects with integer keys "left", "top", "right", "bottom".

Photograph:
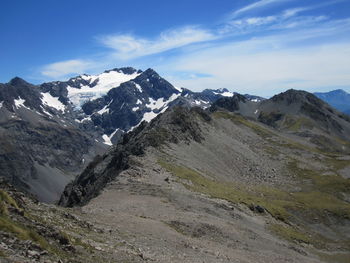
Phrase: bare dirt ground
[
  {"left": 2, "top": 112, "right": 349, "bottom": 263},
  {"left": 80, "top": 151, "right": 321, "bottom": 263}
]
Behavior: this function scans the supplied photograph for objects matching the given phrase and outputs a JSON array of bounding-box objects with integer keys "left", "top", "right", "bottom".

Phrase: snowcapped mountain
[
  {"left": 38, "top": 67, "right": 267, "bottom": 145},
  {"left": 0, "top": 67, "right": 264, "bottom": 201},
  {"left": 40, "top": 68, "right": 183, "bottom": 145},
  {"left": 0, "top": 77, "right": 107, "bottom": 202}
]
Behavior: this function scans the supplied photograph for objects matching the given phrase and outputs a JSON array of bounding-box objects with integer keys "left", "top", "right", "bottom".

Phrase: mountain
[
  {"left": 58, "top": 90, "right": 350, "bottom": 262},
  {"left": 40, "top": 68, "right": 262, "bottom": 144},
  {"left": 2, "top": 67, "right": 258, "bottom": 202},
  {"left": 257, "top": 89, "right": 350, "bottom": 152},
  {"left": 314, "top": 89, "right": 350, "bottom": 115},
  {"left": 0, "top": 77, "right": 108, "bottom": 202},
  {"left": 1, "top": 84, "right": 349, "bottom": 262},
  {"left": 210, "top": 89, "right": 350, "bottom": 153}
]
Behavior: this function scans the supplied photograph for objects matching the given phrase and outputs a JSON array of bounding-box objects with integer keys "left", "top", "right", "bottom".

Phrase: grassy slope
[{"left": 158, "top": 111, "right": 350, "bottom": 262}]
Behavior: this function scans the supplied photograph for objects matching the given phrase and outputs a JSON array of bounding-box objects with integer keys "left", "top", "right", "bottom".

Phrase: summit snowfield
[
  {"left": 39, "top": 68, "right": 267, "bottom": 145},
  {"left": 66, "top": 69, "right": 141, "bottom": 108}
]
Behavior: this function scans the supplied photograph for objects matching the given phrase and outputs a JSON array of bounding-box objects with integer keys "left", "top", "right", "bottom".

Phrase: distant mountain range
[
  {"left": 314, "top": 89, "right": 350, "bottom": 115},
  {"left": 2, "top": 68, "right": 350, "bottom": 263},
  {"left": 1, "top": 66, "right": 349, "bottom": 202},
  {"left": 0, "top": 67, "right": 262, "bottom": 201}
]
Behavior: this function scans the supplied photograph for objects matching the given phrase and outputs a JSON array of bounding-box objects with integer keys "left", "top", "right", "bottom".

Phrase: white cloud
[
  {"left": 37, "top": 0, "right": 350, "bottom": 97},
  {"left": 229, "top": 0, "right": 290, "bottom": 19},
  {"left": 161, "top": 29, "right": 350, "bottom": 97},
  {"left": 41, "top": 59, "right": 93, "bottom": 79},
  {"left": 98, "top": 26, "right": 216, "bottom": 59},
  {"left": 282, "top": 7, "right": 307, "bottom": 18}
]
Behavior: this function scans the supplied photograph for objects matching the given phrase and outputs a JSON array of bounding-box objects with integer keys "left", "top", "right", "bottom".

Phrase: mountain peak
[
  {"left": 314, "top": 89, "right": 350, "bottom": 114},
  {"left": 210, "top": 93, "right": 247, "bottom": 112},
  {"left": 271, "top": 89, "right": 312, "bottom": 104},
  {"left": 143, "top": 68, "right": 159, "bottom": 76},
  {"left": 8, "top": 77, "right": 31, "bottom": 87},
  {"left": 104, "top": 67, "right": 141, "bottom": 75},
  {"left": 332, "top": 89, "right": 347, "bottom": 93}
]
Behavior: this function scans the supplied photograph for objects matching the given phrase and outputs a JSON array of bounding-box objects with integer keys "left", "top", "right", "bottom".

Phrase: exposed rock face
[
  {"left": 60, "top": 89, "right": 350, "bottom": 207},
  {"left": 59, "top": 106, "right": 211, "bottom": 207},
  {"left": 0, "top": 78, "right": 107, "bottom": 202},
  {"left": 209, "top": 94, "right": 247, "bottom": 112},
  {"left": 57, "top": 89, "right": 350, "bottom": 262},
  {"left": 258, "top": 89, "right": 350, "bottom": 144}
]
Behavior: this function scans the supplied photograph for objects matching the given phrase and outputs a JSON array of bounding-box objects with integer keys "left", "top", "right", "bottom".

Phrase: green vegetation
[
  {"left": 323, "top": 158, "right": 350, "bottom": 173},
  {"left": 283, "top": 116, "right": 314, "bottom": 131},
  {"left": 0, "top": 189, "right": 68, "bottom": 258},
  {"left": 71, "top": 237, "right": 95, "bottom": 252},
  {"left": 287, "top": 161, "right": 350, "bottom": 219},
  {"left": 0, "top": 189, "right": 20, "bottom": 215},
  {"left": 158, "top": 159, "right": 292, "bottom": 221},
  {"left": 158, "top": 159, "right": 350, "bottom": 249},
  {"left": 269, "top": 224, "right": 312, "bottom": 244},
  {"left": 0, "top": 189, "right": 50, "bottom": 251},
  {"left": 0, "top": 214, "right": 50, "bottom": 250},
  {"left": 212, "top": 111, "right": 273, "bottom": 138},
  {"left": 0, "top": 249, "right": 6, "bottom": 257},
  {"left": 316, "top": 251, "right": 350, "bottom": 263}
]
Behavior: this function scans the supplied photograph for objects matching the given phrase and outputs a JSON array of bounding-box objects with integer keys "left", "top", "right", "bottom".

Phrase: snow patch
[
  {"left": 174, "top": 86, "right": 183, "bottom": 92},
  {"left": 136, "top": 99, "right": 142, "bottom": 105},
  {"left": 14, "top": 97, "right": 26, "bottom": 109},
  {"left": 97, "top": 99, "right": 113, "bottom": 115},
  {"left": 141, "top": 111, "right": 158, "bottom": 123},
  {"left": 41, "top": 106, "right": 53, "bottom": 117},
  {"left": 132, "top": 107, "right": 139, "bottom": 112},
  {"left": 146, "top": 93, "right": 180, "bottom": 111},
  {"left": 75, "top": 116, "right": 92, "bottom": 123},
  {"left": 41, "top": 92, "right": 65, "bottom": 111},
  {"left": 102, "top": 128, "right": 120, "bottom": 146},
  {"left": 67, "top": 71, "right": 140, "bottom": 108},
  {"left": 97, "top": 105, "right": 109, "bottom": 115},
  {"left": 0, "top": 101, "right": 3, "bottom": 109},
  {"left": 214, "top": 91, "right": 234, "bottom": 97},
  {"left": 128, "top": 93, "right": 180, "bottom": 132},
  {"left": 135, "top": 83, "right": 142, "bottom": 93},
  {"left": 141, "top": 93, "right": 180, "bottom": 123}
]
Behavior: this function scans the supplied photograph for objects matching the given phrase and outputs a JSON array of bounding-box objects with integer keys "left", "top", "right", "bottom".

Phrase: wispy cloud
[
  {"left": 228, "top": 0, "right": 289, "bottom": 19},
  {"left": 41, "top": 59, "right": 93, "bottom": 79},
  {"left": 98, "top": 26, "right": 216, "bottom": 59},
  {"left": 37, "top": 0, "right": 350, "bottom": 96},
  {"left": 164, "top": 40, "right": 350, "bottom": 97}
]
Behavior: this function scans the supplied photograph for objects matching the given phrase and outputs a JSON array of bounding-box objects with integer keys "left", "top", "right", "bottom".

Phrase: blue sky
[{"left": 1, "top": 0, "right": 350, "bottom": 96}]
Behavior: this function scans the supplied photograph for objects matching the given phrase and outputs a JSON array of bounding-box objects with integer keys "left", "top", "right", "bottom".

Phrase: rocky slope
[
  {"left": 57, "top": 90, "right": 350, "bottom": 262},
  {"left": 0, "top": 78, "right": 107, "bottom": 203}
]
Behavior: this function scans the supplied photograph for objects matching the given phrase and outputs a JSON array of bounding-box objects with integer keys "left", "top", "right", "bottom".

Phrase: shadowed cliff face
[
  {"left": 0, "top": 78, "right": 107, "bottom": 203},
  {"left": 59, "top": 106, "right": 211, "bottom": 207}
]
